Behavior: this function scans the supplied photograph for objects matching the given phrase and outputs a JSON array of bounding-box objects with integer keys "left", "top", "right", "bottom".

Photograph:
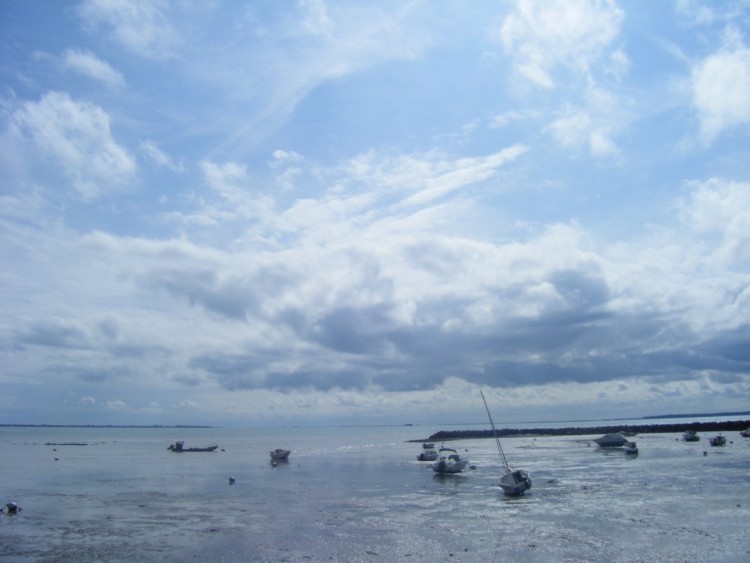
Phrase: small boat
[
  {"left": 422, "top": 442, "right": 435, "bottom": 449},
  {"left": 417, "top": 448, "right": 438, "bottom": 461},
  {"left": 481, "top": 390, "right": 531, "bottom": 495},
  {"left": 682, "top": 430, "right": 700, "bottom": 442},
  {"left": 270, "top": 448, "right": 291, "bottom": 461},
  {"left": 709, "top": 435, "right": 726, "bottom": 447},
  {"left": 593, "top": 433, "right": 628, "bottom": 448},
  {"left": 432, "top": 448, "right": 468, "bottom": 474},
  {"left": 624, "top": 441, "right": 639, "bottom": 456},
  {"left": 740, "top": 428, "right": 750, "bottom": 438},
  {"left": 167, "top": 441, "right": 218, "bottom": 453}
]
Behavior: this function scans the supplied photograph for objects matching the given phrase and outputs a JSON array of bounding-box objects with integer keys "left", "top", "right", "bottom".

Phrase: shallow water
[{"left": 1, "top": 425, "right": 748, "bottom": 562}]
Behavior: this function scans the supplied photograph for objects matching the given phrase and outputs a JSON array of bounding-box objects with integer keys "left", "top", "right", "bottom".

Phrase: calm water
[{"left": 1, "top": 421, "right": 749, "bottom": 562}]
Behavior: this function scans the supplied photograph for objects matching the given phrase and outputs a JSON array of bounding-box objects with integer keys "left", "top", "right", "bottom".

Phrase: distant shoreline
[
  {"left": 417, "top": 419, "right": 750, "bottom": 442},
  {"left": 0, "top": 424, "right": 213, "bottom": 428}
]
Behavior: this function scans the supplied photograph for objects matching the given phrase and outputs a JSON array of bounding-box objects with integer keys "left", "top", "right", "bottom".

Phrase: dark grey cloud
[
  {"left": 139, "top": 267, "right": 257, "bottom": 321},
  {"left": 186, "top": 272, "right": 748, "bottom": 395},
  {"left": 18, "top": 320, "right": 91, "bottom": 349}
]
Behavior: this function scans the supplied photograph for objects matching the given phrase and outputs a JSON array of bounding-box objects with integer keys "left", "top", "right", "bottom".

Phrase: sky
[{"left": 1, "top": 0, "right": 749, "bottom": 428}]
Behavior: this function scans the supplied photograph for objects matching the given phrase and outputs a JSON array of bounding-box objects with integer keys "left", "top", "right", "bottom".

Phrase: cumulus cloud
[
  {"left": 691, "top": 34, "right": 750, "bottom": 143},
  {"left": 9, "top": 92, "right": 135, "bottom": 200},
  {"left": 678, "top": 178, "right": 750, "bottom": 264},
  {"left": 499, "top": 0, "right": 625, "bottom": 89}
]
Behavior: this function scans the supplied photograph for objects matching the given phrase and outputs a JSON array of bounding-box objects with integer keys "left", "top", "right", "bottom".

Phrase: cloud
[
  {"left": 77, "top": 0, "right": 178, "bottom": 59},
  {"left": 499, "top": 0, "right": 625, "bottom": 89},
  {"left": 401, "top": 146, "right": 528, "bottom": 207},
  {"left": 141, "top": 140, "right": 183, "bottom": 172},
  {"left": 18, "top": 318, "right": 91, "bottom": 349},
  {"left": 547, "top": 105, "right": 618, "bottom": 156},
  {"left": 9, "top": 92, "right": 135, "bottom": 200},
  {"left": 105, "top": 399, "right": 128, "bottom": 410},
  {"left": 62, "top": 49, "right": 124, "bottom": 86},
  {"left": 678, "top": 177, "right": 750, "bottom": 264},
  {"left": 691, "top": 33, "right": 750, "bottom": 143}
]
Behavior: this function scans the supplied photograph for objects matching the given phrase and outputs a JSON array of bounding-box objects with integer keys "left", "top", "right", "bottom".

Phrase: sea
[{"left": 1, "top": 416, "right": 749, "bottom": 562}]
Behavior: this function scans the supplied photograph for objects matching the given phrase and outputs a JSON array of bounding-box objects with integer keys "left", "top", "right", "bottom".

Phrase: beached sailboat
[{"left": 480, "top": 390, "right": 532, "bottom": 496}]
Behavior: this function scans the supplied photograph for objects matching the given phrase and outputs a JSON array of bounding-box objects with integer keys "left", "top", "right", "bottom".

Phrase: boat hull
[
  {"left": 499, "top": 469, "right": 532, "bottom": 495},
  {"left": 432, "top": 459, "right": 468, "bottom": 474},
  {"left": 270, "top": 449, "right": 291, "bottom": 461},
  {"left": 594, "top": 433, "right": 628, "bottom": 448}
]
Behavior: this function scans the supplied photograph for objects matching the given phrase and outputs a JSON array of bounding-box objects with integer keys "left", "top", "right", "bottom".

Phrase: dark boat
[
  {"left": 167, "top": 441, "right": 218, "bottom": 452},
  {"left": 709, "top": 435, "right": 726, "bottom": 447}
]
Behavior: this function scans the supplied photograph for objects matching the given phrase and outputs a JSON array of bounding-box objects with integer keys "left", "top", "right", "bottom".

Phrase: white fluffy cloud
[
  {"left": 691, "top": 39, "right": 750, "bottom": 143},
  {"left": 499, "top": 0, "right": 625, "bottom": 88},
  {"left": 679, "top": 178, "right": 750, "bottom": 264},
  {"left": 10, "top": 92, "right": 135, "bottom": 200}
]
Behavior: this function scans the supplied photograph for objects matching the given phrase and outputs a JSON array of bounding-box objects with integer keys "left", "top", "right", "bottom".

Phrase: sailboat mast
[{"left": 480, "top": 389, "right": 510, "bottom": 470}]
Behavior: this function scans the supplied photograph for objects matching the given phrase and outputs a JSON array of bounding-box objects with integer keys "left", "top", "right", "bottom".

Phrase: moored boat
[
  {"left": 432, "top": 448, "right": 468, "bottom": 474},
  {"left": 740, "top": 428, "right": 750, "bottom": 438},
  {"left": 167, "top": 441, "right": 218, "bottom": 452},
  {"left": 682, "top": 430, "right": 700, "bottom": 442},
  {"left": 270, "top": 448, "right": 291, "bottom": 461},
  {"left": 594, "top": 432, "right": 628, "bottom": 448},
  {"left": 624, "top": 441, "right": 639, "bottom": 455},
  {"left": 481, "top": 390, "right": 531, "bottom": 495},
  {"left": 709, "top": 435, "right": 726, "bottom": 447},
  {"left": 417, "top": 443, "right": 438, "bottom": 461}
]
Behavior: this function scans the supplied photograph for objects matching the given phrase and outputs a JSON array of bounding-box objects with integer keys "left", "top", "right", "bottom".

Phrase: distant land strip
[
  {"left": 0, "top": 424, "right": 213, "bottom": 428},
  {"left": 420, "top": 419, "right": 750, "bottom": 442}
]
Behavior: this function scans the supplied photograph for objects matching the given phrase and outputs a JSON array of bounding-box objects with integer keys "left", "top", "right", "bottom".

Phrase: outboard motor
[{"left": 3, "top": 501, "right": 21, "bottom": 514}]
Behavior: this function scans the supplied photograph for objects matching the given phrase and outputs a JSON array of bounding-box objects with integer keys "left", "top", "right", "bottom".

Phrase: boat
[
  {"left": 480, "top": 390, "right": 532, "bottom": 495},
  {"left": 432, "top": 448, "right": 468, "bottom": 474},
  {"left": 682, "top": 430, "right": 700, "bottom": 442},
  {"left": 270, "top": 448, "right": 291, "bottom": 461},
  {"left": 422, "top": 442, "right": 435, "bottom": 449},
  {"left": 624, "top": 441, "right": 639, "bottom": 456},
  {"left": 740, "top": 428, "right": 750, "bottom": 438},
  {"left": 167, "top": 441, "right": 218, "bottom": 452},
  {"left": 417, "top": 447, "right": 438, "bottom": 461},
  {"left": 593, "top": 432, "right": 628, "bottom": 448},
  {"left": 709, "top": 435, "right": 726, "bottom": 447}
]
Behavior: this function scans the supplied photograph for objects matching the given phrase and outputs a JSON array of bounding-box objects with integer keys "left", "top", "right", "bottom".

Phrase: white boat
[
  {"left": 432, "top": 448, "right": 468, "bottom": 474},
  {"left": 624, "top": 441, "right": 639, "bottom": 455},
  {"left": 593, "top": 432, "right": 628, "bottom": 448},
  {"left": 417, "top": 443, "right": 438, "bottom": 461},
  {"left": 709, "top": 435, "right": 726, "bottom": 447},
  {"left": 270, "top": 448, "right": 291, "bottom": 461},
  {"left": 480, "top": 390, "right": 532, "bottom": 495},
  {"left": 740, "top": 428, "right": 750, "bottom": 438},
  {"left": 682, "top": 430, "right": 700, "bottom": 442}
]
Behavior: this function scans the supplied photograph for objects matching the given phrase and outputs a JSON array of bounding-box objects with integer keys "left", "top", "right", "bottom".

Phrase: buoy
[{"left": 228, "top": 477, "right": 236, "bottom": 485}]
